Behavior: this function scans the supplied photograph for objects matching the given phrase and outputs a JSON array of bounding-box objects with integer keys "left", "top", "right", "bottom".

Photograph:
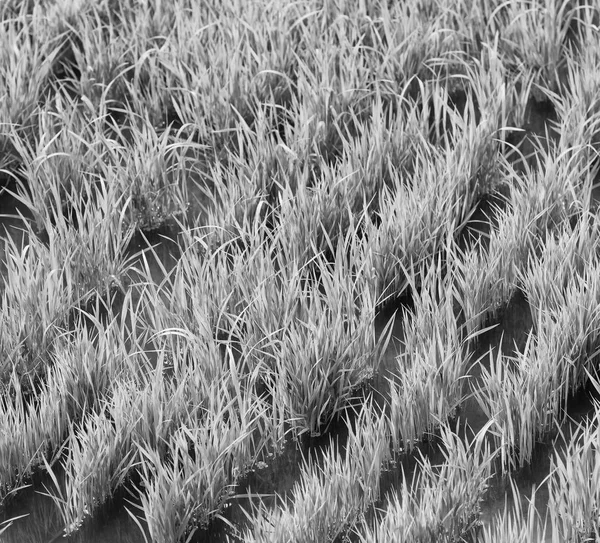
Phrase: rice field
[{"left": 1, "top": 1, "right": 600, "bottom": 542}]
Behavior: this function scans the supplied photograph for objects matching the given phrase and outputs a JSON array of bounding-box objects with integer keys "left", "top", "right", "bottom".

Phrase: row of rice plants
[
  {"left": 452, "top": 0, "right": 600, "bottom": 336},
  {"left": 482, "top": 388, "right": 600, "bottom": 542},
  {"left": 468, "top": 203, "right": 600, "bottom": 475},
  {"left": 386, "top": 258, "right": 480, "bottom": 453},
  {"left": 0, "top": 284, "right": 275, "bottom": 541},
  {"left": 354, "top": 423, "right": 495, "bottom": 542},
  {"left": 0, "top": 314, "right": 136, "bottom": 505},
  {"left": 242, "top": 401, "right": 496, "bottom": 543},
  {"left": 454, "top": 130, "right": 596, "bottom": 341},
  {"left": 2, "top": 0, "right": 593, "bottom": 178},
  {"left": 459, "top": 18, "right": 600, "bottom": 475},
  {"left": 242, "top": 400, "right": 390, "bottom": 543}
]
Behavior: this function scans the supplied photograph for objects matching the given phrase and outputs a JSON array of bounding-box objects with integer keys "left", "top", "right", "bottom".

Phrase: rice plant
[
  {"left": 445, "top": 0, "right": 578, "bottom": 91},
  {"left": 519, "top": 217, "right": 598, "bottom": 321},
  {"left": 100, "top": 110, "right": 195, "bottom": 231},
  {"left": 41, "top": 396, "right": 137, "bottom": 535},
  {"left": 544, "top": 16, "right": 600, "bottom": 158}
]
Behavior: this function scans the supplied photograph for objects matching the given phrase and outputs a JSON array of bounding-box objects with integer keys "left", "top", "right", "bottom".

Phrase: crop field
[{"left": 1, "top": 0, "right": 600, "bottom": 542}]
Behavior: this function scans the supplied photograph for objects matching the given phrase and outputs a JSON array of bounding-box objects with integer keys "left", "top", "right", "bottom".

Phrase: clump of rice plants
[
  {"left": 243, "top": 399, "right": 390, "bottom": 543},
  {"left": 0, "top": 312, "right": 137, "bottom": 506},
  {"left": 519, "top": 217, "right": 598, "bottom": 321},
  {"left": 5, "top": 99, "right": 139, "bottom": 307},
  {"left": 545, "top": 16, "right": 600, "bottom": 158},
  {"left": 479, "top": 479, "right": 549, "bottom": 543},
  {"left": 473, "top": 339, "right": 560, "bottom": 474},
  {"left": 354, "top": 421, "right": 495, "bottom": 542},
  {"left": 445, "top": 0, "right": 577, "bottom": 91},
  {"left": 41, "top": 394, "right": 137, "bottom": 535},
  {"left": 101, "top": 110, "right": 194, "bottom": 231},
  {"left": 474, "top": 242, "right": 600, "bottom": 474},
  {"left": 453, "top": 201, "right": 528, "bottom": 339},
  {"left": 0, "top": 13, "right": 62, "bottom": 169},
  {"left": 253, "top": 238, "right": 392, "bottom": 438},
  {"left": 131, "top": 373, "right": 270, "bottom": 543},
  {"left": 387, "top": 259, "right": 477, "bottom": 453},
  {"left": 548, "top": 387, "right": 600, "bottom": 542},
  {"left": 0, "top": 234, "right": 74, "bottom": 383}
]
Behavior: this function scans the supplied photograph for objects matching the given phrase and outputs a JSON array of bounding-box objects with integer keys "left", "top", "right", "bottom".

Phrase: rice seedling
[
  {"left": 53, "top": 8, "right": 134, "bottom": 110},
  {"left": 518, "top": 217, "right": 598, "bottom": 321},
  {"left": 274, "top": 170, "right": 365, "bottom": 267},
  {"left": 543, "top": 15, "right": 600, "bottom": 157},
  {"left": 0, "top": 358, "right": 81, "bottom": 503},
  {"left": 452, "top": 197, "right": 530, "bottom": 340},
  {"left": 362, "top": 1, "right": 464, "bottom": 88},
  {"left": 141, "top": 225, "right": 270, "bottom": 361},
  {"left": 520, "top": 229, "right": 600, "bottom": 396},
  {"left": 441, "top": 33, "right": 533, "bottom": 136},
  {"left": 9, "top": 85, "right": 191, "bottom": 236},
  {"left": 512, "top": 141, "right": 591, "bottom": 236},
  {"left": 3, "top": 107, "right": 150, "bottom": 312},
  {"left": 0, "top": 368, "right": 40, "bottom": 502},
  {"left": 100, "top": 110, "right": 195, "bottom": 232},
  {"left": 40, "top": 396, "right": 138, "bottom": 536},
  {"left": 451, "top": 0, "right": 577, "bottom": 91}
]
